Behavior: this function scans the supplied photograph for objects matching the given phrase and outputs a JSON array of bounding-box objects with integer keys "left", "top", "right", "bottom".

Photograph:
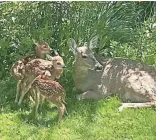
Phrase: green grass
[{"left": 0, "top": 78, "right": 156, "bottom": 140}]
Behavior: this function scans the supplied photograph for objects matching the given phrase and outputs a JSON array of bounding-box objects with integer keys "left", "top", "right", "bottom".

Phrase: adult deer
[{"left": 69, "top": 36, "right": 156, "bottom": 111}]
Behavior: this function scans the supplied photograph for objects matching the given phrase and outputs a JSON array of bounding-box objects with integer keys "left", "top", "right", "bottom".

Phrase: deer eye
[
  {"left": 43, "top": 45, "right": 47, "bottom": 48},
  {"left": 57, "top": 62, "right": 61, "bottom": 65}
]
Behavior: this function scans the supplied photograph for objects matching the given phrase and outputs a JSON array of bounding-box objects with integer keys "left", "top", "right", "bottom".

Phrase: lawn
[{"left": 0, "top": 78, "right": 156, "bottom": 140}]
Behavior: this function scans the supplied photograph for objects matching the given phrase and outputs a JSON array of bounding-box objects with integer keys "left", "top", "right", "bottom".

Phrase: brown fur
[
  {"left": 10, "top": 40, "right": 52, "bottom": 80},
  {"left": 31, "top": 74, "right": 66, "bottom": 122},
  {"left": 11, "top": 40, "right": 52, "bottom": 104},
  {"left": 17, "top": 55, "right": 65, "bottom": 106},
  {"left": 69, "top": 37, "right": 156, "bottom": 111}
]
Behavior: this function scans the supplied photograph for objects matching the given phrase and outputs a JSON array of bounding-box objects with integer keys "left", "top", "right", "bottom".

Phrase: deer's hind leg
[
  {"left": 48, "top": 97, "right": 66, "bottom": 122},
  {"left": 119, "top": 89, "right": 156, "bottom": 111},
  {"left": 18, "top": 85, "right": 31, "bottom": 106},
  {"left": 57, "top": 102, "right": 66, "bottom": 122},
  {"left": 18, "top": 76, "right": 38, "bottom": 106},
  {"left": 17, "top": 77, "right": 29, "bottom": 105},
  {"left": 76, "top": 90, "right": 103, "bottom": 100},
  {"left": 34, "top": 89, "right": 40, "bottom": 120},
  {"left": 118, "top": 101, "right": 156, "bottom": 112},
  {"left": 15, "top": 80, "right": 22, "bottom": 103},
  {"left": 29, "top": 88, "right": 36, "bottom": 104}
]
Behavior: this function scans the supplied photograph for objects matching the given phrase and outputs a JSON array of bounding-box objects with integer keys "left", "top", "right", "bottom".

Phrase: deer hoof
[
  {"left": 72, "top": 87, "right": 77, "bottom": 93},
  {"left": 17, "top": 101, "right": 22, "bottom": 106},
  {"left": 76, "top": 94, "right": 81, "bottom": 101},
  {"left": 118, "top": 105, "right": 124, "bottom": 112},
  {"left": 15, "top": 99, "right": 18, "bottom": 104}
]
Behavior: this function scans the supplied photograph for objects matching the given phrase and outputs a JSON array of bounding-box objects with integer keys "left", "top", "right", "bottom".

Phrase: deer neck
[
  {"left": 74, "top": 59, "right": 94, "bottom": 91},
  {"left": 74, "top": 57, "right": 103, "bottom": 91},
  {"left": 35, "top": 50, "right": 45, "bottom": 59},
  {"left": 50, "top": 68, "right": 63, "bottom": 80},
  {"left": 74, "top": 59, "right": 91, "bottom": 78}
]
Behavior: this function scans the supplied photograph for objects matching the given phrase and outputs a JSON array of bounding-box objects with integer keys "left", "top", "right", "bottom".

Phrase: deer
[
  {"left": 17, "top": 55, "right": 65, "bottom": 106},
  {"left": 10, "top": 40, "right": 53, "bottom": 104},
  {"left": 19, "top": 55, "right": 66, "bottom": 122},
  {"left": 69, "top": 36, "right": 156, "bottom": 111},
  {"left": 31, "top": 73, "right": 67, "bottom": 122},
  {"left": 10, "top": 40, "right": 52, "bottom": 80}
]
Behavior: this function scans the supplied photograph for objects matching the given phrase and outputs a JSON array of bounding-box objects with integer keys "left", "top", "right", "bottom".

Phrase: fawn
[
  {"left": 20, "top": 55, "right": 66, "bottom": 122},
  {"left": 10, "top": 40, "right": 52, "bottom": 103},
  {"left": 32, "top": 73, "right": 67, "bottom": 122},
  {"left": 17, "top": 55, "right": 65, "bottom": 106}
]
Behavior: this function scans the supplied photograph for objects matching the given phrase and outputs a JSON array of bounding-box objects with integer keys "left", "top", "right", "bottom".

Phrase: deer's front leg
[
  {"left": 18, "top": 76, "right": 40, "bottom": 106},
  {"left": 34, "top": 89, "right": 40, "bottom": 120},
  {"left": 15, "top": 80, "right": 22, "bottom": 103},
  {"left": 76, "top": 85, "right": 105, "bottom": 100},
  {"left": 76, "top": 90, "right": 103, "bottom": 100},
  {"left": 72, "top": 87, "right": 79, "bottom": 93}
]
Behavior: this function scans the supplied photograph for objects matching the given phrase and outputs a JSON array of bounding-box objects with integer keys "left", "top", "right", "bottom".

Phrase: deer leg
[
  {"left": 18, "top": 76, "right": 40, "bottom": 106},
  {"left": 118, "top": 88, "right": 156, "bottom": 111},
  {"left": 76, "top": 90, "right": 103, "bottom": 100},
  {"left": 18, "top": 85, "right": 31, "bottom": 106},
  {"left": 34, "top": 89, "right": 40, "bottom": 120},
  {"left": 48, "top": 97, "right": 66, "bottom": 122},
  {"left": 118, "top": 101, "right": 156, "bottom": 112},
  {"left": 64, "top": 105, "right": 68, "bottom": 115},
  {"left": 72, "top": 87, "right": 77, "bottom": 93},
  {"left": 40, "top": 95, "right": 45, "bottom": 106},
  {"left": 17, "top": 77, "right": 29, "bottom": 105},
  {"left": 57, "top": 103, "right": 66, "bottom": 122},
  {"left": 15, "top": 80, "right": 22, "bottom": 103},
  {"left": 29, "top": 88, "right": 35, "bottom": 104},
  {"left": 54, "top": 101, "right": 66, "bottom": 122},
  {"left": 38, "top": 95, "right": 45, "bottom": 113}
]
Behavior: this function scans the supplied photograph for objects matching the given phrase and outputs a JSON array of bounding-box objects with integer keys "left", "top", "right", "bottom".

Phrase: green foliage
[
  {"left": 1, "top": 2, "right": 156, "bottom": 139},
  {"left": 0, "top": 80, "right": 156, "bottom": 140},
  {"left": 0, "top": 1, "right": 156, "bottom": 80}
]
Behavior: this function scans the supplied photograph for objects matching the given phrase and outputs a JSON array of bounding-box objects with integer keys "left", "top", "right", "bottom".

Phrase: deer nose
[
  {"left": 94, "top": 63, "right": 103, "bottom": 71},
  {"left": 63, "top": 65, "right": 66, "bottom": 68},
  {"left": 58, "top": 62, "right": 66, "bottom": 68},
  {"left": 49, "top": 47, "right": 52, "bottom": 51}
]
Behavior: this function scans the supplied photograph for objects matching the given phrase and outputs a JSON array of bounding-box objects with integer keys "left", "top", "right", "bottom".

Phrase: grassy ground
[{"left": 0, "top": 78, "right": 156, "bottom": 140}]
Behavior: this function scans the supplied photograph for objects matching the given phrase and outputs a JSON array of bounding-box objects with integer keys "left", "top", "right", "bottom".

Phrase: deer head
[
  {"left": 48, "top": 55, "right": 65, "bottom": 70},
  {"left": 69, "top": 36, "right": 103, "bottom": 71},
  {"left": 33, "top": 40, "right": 52, "bottom": 58}
]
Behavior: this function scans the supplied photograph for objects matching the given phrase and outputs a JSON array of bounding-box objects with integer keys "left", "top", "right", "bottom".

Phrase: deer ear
[
  {"left": 46, "top": 55, "right": 55, "bottom": 61},
  {"left": 89, "top": 36, "right": 98, "bottom": 50},
  {"left": 33, "top": 39, "right": 39, "bottom": 46},
  {"left": 53, "top": 49, "right": 59, "bottom": 56},
  {"left": 84, "top": 42, "right": 88, "bottom": 46},
  {"left": 69, "top": 38, "right": 77, "bottom": 54}
]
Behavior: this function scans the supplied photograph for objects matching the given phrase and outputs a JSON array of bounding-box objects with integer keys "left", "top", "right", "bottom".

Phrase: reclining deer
[{"left": 69, "top": 36, "right": 156, "bottom": 111}]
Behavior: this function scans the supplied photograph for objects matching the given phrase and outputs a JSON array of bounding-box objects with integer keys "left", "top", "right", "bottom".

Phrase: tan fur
[
  {"left": 69, "top": 37, "right": 156, "bottom": 111},
  {"left": 17, "top": 55, "right": 65, "bottom": 106},
  {"left": 10, "top": 40, "right": 52, "bottom": 80},
  {"left": 32, "top": 75, "right": 67, "bottom": 122},
  {"left": 47, "top": 55, "right": 64, "bottom": 79},
  {"left": 10, "top": 40, "right": 52, "bottom": 104}
]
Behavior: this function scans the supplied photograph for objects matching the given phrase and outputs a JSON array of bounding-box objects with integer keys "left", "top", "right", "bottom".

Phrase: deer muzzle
[{"left": 94, "top": 63, "right": 103, "bottom": 71}]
